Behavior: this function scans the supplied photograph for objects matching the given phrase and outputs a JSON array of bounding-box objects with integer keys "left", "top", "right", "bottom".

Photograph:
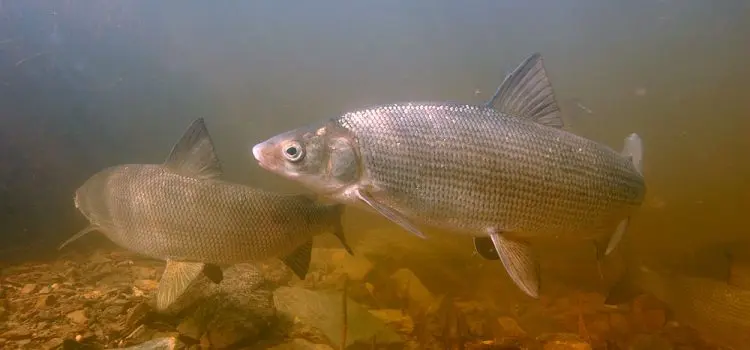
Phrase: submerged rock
[
  {"left": 119, "top": 336, "right": 178, "bottom": 350},
  {"left": 389, "top": 268, "right": 437, "bottom": 316},
  {"left": 66, "top": 309, "right": 88, "bottom": 325},
  {"left": 628, "top": 334, "right": 674, "bottom": 350},
  {"left": 369, "top": 309, "right": 414, "bottom": 334},
  {"left": 269, "top": 338, "right": 335, "bottom": 350},
  {"left": 274, "top": 286, "right": 403, "bottom": 348},
  {"left": 169, "top": 263, "right": 275, "bottom": 348}
]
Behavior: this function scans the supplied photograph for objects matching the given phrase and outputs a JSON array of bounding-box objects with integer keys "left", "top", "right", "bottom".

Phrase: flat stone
[
  {"left": 20, "top": 284, "right": 37, "bottom": 294},
  {"left": 66, "top": 309, "right": 88, "bottom": 325}
]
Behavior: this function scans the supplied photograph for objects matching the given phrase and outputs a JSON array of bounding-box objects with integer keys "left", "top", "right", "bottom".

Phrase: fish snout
[{"left": 252, "top": 142, "right": 278, "bottom": 171}]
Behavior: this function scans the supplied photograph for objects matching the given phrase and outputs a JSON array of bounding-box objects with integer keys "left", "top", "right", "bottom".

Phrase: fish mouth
[{"left": 252, "top": 142, "right": 273, "bottom": 171}]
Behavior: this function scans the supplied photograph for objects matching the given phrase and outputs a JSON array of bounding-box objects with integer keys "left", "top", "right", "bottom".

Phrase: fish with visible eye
[
  {"left": 251, "top": 53, "right": 646, "bottom": 298},
  {"left": 61, "top": 118, "right": 353, "bottom": 310}
]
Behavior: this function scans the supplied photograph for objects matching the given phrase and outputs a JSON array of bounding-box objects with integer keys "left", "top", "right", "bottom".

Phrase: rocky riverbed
[{"left": 0, "top": 245, "right": 722, "bottom": 349}]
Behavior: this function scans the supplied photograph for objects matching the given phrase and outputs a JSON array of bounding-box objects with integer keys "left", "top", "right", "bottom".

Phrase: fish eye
[{"left": 282, "top": 141, "right": 305, "bottom": 162}]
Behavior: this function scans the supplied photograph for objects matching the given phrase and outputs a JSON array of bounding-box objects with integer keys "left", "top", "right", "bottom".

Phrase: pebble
[
  {"left": 20, "top": 284, "right": 37, "bottom": 294},
  {"left": 36, "top": 294, "right": 56, "bottom": 308},
  {"left": 389, "top": 268, "right": 436, "bottom": 315},
  {"left": 125, "top": 302, "right": 151, "bottom": 328},
  {"left": 369, "top": 309, "right": 415, "bottom": 334},
  {"left": 176, "top": 316, "right": 203, "bottom": 340},
  {"left": 66, "top": 310, "right": 88, "bottom": 325},
  {"left": 269, "top": 338, "right": 336, "bottom": 350},
  {"left": 497, "top": 316, "right": 527, "bottom": 338},
  {"left": 133, "top": 279, "right": 158, "bottom": 291}
]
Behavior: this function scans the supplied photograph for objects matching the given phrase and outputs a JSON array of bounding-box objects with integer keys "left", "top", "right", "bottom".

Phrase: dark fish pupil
[{"left": 286, "top": 147, "right": 298, "bottom": 156}]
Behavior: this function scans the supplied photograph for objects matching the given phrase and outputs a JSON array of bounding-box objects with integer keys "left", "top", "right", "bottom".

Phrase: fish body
[
  {"left": 252, "top": 53, "right": 645, "bottom": 298},
  {"left": 73, "top": 164, "right": 340, "bottom": 265},
  {"left": 606, "top": 264, "right": 750, "bottom": 349},
  {"left": 62, "top": 118, "right": 352, "bottom": 310}
]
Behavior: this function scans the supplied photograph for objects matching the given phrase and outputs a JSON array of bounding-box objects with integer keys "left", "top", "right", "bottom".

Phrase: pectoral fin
[
  {"left": 58, "top": 225, "right": 99, "bottom": 250},
  {"left": 355, "top": 188, "right": 427, "bottom": 239},
  {"left": 281, "top": 239, "right": 313, "bottom": 280},
  {"left": 156, "top": 260, "right": 205, "bottom": 311},
  {"left": 604, "top": 218, "right": 629, "bottom": 256},
  {"left": 489, "top": 231, "right": 540, "bottom": 298}
]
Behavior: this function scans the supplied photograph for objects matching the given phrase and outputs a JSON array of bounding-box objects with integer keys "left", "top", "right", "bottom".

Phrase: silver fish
[
  {"left": 606, "top": 262, "right": 750, "bottom": 349},
  {"left": 60, "top": 118, "right": 352, "bottom": 310},
  {"left": 251, "top": 53, "right": 645, "bottom": 298}
]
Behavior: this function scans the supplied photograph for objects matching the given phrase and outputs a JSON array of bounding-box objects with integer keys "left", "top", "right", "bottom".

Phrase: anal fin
[
  {"left": 355, "top": 189, "right": 427, "bottom": 239},
  {"left": 156, "top": 260, "right": 205, "bottom": 311},
  {"left": 202, "top": 263, "right": 223, "bottom": 284},
  {"left": 58, "top": 225, "right": 99, "bottom": 250},
  {"left": 281, "top": 239, "right": 313, "bottom": 280},
  {"left": 489, "top": 231, "right": 540, "bottom": 298}
]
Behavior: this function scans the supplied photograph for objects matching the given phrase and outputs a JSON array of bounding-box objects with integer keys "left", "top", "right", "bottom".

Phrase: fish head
[
  {"left": 252, "top": 121, "right": 361, "bottom": 196},
  {"left": 73, "top": 178, "right": 97, "bottom": 223},
  {"left": 72, "top": 168, "right": 115, "bottom": 224}
]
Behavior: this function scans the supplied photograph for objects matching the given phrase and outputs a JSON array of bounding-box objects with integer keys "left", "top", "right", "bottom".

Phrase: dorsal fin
[
  {"left": 164, "top": 118, "right": 223, "bottom": 179},
  {"left": 486, "top": 53, "right": 564, "bottom": 129}
]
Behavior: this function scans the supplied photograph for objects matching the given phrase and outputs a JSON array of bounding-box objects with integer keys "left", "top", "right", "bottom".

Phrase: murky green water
[{"left": 0, "top": 1, "right": 749, "bottom": 349}]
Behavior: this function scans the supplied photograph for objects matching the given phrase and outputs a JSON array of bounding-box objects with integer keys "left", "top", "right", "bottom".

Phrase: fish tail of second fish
[{"left": 326, "top": 202, "right": 355, "bottom": 256}]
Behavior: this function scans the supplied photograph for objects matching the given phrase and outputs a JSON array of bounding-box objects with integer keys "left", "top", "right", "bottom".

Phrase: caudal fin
[{"left": 622, "top": 133, "right": 643, "bottom": 175}]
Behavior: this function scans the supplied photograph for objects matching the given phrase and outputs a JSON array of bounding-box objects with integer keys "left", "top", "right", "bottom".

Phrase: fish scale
[
  {"left": 252, "top": 53, "right": 646, "bottom": 298},
  {"left": 338, "top": 103, "right": 643, "bottom": 238},
  {"left": 63, "top": 118, "right": 352, "bottom": 311},
  {"left": 80, "top": 166, "right": 328, "bottom": 263}
]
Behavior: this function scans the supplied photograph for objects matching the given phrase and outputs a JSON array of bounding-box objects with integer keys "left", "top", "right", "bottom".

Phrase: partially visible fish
[
  {"left": 605, "top": 261, "right": 750, "bottom": 349},
  {"left": 60, "top": 118, "right": 352, "bottom": 310},
  {"left": 251, "top": 53, "right": 646, "bottom": 298}
]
